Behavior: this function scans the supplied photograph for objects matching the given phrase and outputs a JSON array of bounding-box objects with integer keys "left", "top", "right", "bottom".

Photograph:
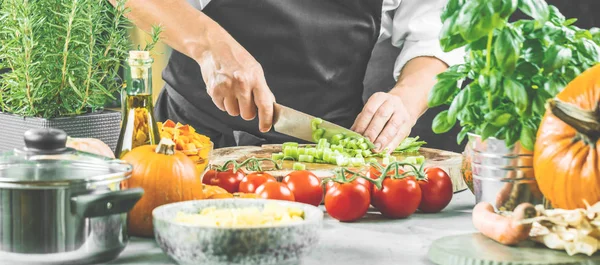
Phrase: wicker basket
[{"left": 0, "top": 110, "right": 122, "bottom": 152}]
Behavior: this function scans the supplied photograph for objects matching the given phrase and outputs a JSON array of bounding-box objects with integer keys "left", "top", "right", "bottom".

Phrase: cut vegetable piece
[
  {"left": 298, "top": 154, "right": 315, "bottom": 163},
  {"left": 331, "top": 134, "right": 344, "bottom": 145},
  {"left": 336, "top": 156, "right": 349, "bottom": 166},
  {"left": 312, "top": 129, "right": 325, "bottom": 142},
  {"left": 298, "top": 147, "right": 307, "bottom": 156},
  {"left": 293, "top": 162, "right": 306, "bottom": 170},
  {"left": 306, "top": 148, "right": 317, "bottom": 157},
  {"left": 311, "top": 118, "right": 323, "bottom": 131},
  {"left": 284, "top": 146, "right": 299, "bottom": 159},
  {"left": 271, "top": 152, "right": 284, "bottom": 160},
  {"left": 358, "top": 143, "right": 368, "bottom": 150},
  {"left": 362, "top": 150, "right": 372, "bottom": 157},
  {"left": 283, "top": 142, "right": 299, "bottom": 149}
]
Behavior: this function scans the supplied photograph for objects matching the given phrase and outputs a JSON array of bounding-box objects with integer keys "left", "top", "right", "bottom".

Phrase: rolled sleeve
[{"left": 391, "top": 0, "right": 465, "bottom": 80}]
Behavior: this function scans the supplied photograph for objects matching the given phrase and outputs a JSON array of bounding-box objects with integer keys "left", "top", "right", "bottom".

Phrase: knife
[{"left": 272, "top": 103, "right": 376, "bottom": 149}]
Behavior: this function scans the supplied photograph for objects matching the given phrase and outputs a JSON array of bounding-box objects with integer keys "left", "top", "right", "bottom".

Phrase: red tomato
[
  {"left": 366, "top": 166, "right": 402, "bottom": 208},
  {"left": 283, "top": 170, "right": 323, "bottom": 206},
  {"left": 239, "top": 172, "right": 276, "bottom": 193},
  {"left": 255, "top": 181, "right": 295, "bottom": 201},
  {"left": 202, "top": 169, "right": 245, "bottom": 193},
  {"left": 372, "top": 177, "right": 421, "bottom": 219},
  {"left": 324, "top": 180, "right": 370, "bottom": 222},
  {"left": 418, "top": 167, "right": 453, "bottom": 213}
]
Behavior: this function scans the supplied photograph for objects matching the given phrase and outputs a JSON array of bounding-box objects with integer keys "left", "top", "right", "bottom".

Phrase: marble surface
[{"left": 103, "top": 191, "right": 477, "bottom": 265}]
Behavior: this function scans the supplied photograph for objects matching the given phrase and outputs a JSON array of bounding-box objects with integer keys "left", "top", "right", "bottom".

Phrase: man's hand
[
  {"left": 352, "top": 56, "right": 449, "bottom": 153},
  {"left": 108, "top": 0, "right": 275, "bottom": 133},
  {"left": 198, "top": 41, "right": 275, "bottom": 133},
  {"left": 351, "top": 92, "right": 414, "bottom": 153}
]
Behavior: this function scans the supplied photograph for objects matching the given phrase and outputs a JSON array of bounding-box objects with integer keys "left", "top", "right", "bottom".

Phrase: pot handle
[{"left": 71, "top": 188, "right": 144, "bottom": 218}]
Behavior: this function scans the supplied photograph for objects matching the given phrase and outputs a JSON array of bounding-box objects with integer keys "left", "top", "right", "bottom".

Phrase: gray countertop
[{"left": 104, "top": 190, "right": 477, "bottom": 265}]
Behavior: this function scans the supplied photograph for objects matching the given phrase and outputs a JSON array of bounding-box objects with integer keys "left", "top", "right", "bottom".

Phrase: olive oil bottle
[{"left": 115, "top": 51, "right": 161, "bottom": 158}]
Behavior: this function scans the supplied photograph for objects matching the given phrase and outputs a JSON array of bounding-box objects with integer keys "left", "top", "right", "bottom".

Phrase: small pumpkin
[
  {"left": 123, "top": 138, "right": 204, "bottom": 237},
  {"left": 66, "top": 137, "right": 115, "bottom": 158},
  {"left": 533, "top": 64, "right": 600, "bottom": 210}
]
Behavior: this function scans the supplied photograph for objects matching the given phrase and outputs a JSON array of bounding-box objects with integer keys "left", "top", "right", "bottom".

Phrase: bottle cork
[{"left": 128, "top": 51, "right": 151, "bottom": 79}]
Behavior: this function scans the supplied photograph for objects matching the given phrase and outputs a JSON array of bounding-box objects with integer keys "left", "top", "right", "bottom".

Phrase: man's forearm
[
  {"left": 388, "top": 56, "right": 448, "bottom": 124},
  {"left": 108, "top": 0, "right": 231, "bottom": 62}
]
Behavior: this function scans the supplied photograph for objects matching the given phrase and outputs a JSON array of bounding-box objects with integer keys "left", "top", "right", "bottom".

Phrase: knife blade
[{"left": 272, "top": 104, "right": 375, "bottom": 149}]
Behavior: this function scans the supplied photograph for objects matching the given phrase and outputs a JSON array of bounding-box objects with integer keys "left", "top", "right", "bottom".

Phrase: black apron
[{"left": 156, "top": 0, "right": 384, "bottom": 148}]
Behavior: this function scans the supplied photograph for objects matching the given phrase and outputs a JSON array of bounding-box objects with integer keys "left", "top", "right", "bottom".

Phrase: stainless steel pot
[{"left": 0, "top": 128, "right": 143, "bottom": 265}]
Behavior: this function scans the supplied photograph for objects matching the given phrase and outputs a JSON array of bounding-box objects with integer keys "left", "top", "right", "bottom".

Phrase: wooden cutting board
[{"left": 210, "top": 145, "right": 468, "bottom": 193}]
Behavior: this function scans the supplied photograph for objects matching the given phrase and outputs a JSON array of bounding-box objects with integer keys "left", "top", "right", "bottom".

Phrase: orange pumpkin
[
  {"left": 533, "top": 65, "right": 600, "bottom": 209},
  {"left": 123, "top": 138, "right": 204, "bottom": 237}
]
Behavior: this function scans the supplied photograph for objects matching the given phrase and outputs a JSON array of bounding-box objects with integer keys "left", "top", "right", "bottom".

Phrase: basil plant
[{"left": 428, "top": 0, "right": 600, "bottom": 150}]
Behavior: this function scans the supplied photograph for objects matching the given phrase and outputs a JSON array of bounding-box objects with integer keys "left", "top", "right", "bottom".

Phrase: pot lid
[{"left": 0, "top": 128, "right": 132, "bottom": 189}]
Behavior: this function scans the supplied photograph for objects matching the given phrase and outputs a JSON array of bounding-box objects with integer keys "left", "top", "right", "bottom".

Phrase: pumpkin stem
[
  {"left": 547, "top": 99, "right": 600, "bottom": 145},
  {"left": 155, "top": 138, "right": 176, "bottom": 155}
]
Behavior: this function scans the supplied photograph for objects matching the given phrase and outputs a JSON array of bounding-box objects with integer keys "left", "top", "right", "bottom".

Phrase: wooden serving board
[
  {"left": 428, "top": 233, "right": 600, "bottom": 265},
  {"left": 210, "top": 145, "right": 468, "bottom": 193}
]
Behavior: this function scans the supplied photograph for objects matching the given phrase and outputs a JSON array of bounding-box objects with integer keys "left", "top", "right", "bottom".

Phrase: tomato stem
[{"left": 216, "top": 157, "right": 281, "bottom": 172}]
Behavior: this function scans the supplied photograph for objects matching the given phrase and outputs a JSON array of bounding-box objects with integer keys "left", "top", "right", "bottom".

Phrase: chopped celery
[
  {"left": 362, "top": 150, "right": 372, "bottom": 157},
  {"left": 336, "top": 156, "right": 349, "bottom": 166},
  {"left": 350, "top": 157, "right": 365, "bottom": 167},
  {"left": 293, "top": 162, "right": 306, "bottom": 170},
  {"left": 312, "top": 128, "right": 325, "bottom": 142},
  {"left": 306, "top": 147, "right": 317, "bottom": 157},
  {"left": 382, "top": 156, "right": 391, "bottom": 165},
  {"left": 271, "top": 152, "right": 284, "bottom": 160},
  {"left": 298, "top": 147, "right": 307, "bottom": 156},
  {"left": 284, "top": 146, "right": 299, "bottom": 159},
  {"left": 316, "top": 148, "right": 324, "bottom": 159},
  {"left": 331, "top": 134, "right": 344, "bottom": 145},
  {"left": 311, "top": 118, "right": 323, "bottom": 131},
  {"left": 358, "top": 143, "right": 368, "bottom": 150},
  {"left": 282, "top": 142, "right": 299, "bottom": 149},
  {"left": 298, "top": 154, "right": 315, "bottom": 163}
]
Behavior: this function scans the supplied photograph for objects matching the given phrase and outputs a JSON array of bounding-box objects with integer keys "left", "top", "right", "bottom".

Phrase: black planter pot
[{"left": 0, "top": 110, "right": 122, "bottom": 152}]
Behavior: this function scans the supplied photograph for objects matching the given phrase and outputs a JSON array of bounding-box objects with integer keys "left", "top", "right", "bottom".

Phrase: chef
[{"left": 112, "top": 0, "right": 463, "bottom": 152}]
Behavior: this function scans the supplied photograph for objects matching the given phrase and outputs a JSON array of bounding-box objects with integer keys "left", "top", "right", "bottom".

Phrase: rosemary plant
[{"left": 0, "top": 0, "right": 160, "bottom": 118}]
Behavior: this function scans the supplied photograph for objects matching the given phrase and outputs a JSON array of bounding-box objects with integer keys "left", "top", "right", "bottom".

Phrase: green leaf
[
  {"left": 494, "top": 26, "right": 521, "bottom": 74},
  {"left": 522, "top": 39, "right": 544, "bottom": 65},
  {"left": 533, "top": 89, "right": 551, "bottom": 115},
  {"left": 519, "top": 124, "right": 536, "bottom": 151},
  {"left": 548, "top": 5, "right": 566, "bottom": 26},
  {"left": 504, "top": 124, "right": 520, "bottom": 147},
  {"left": 432, "top": 110, "right": 456, "bottom": 134},
  {"left": 457, "top": 126, "right": 470, "bottom": 144},
  {"left": 563, "top": 18, "right": 577, "bottom": 27},
  {"left": 576, "top": 38, "right": 600, "bottom": 62},
  {"left": 518, "top": 0, "right": 549, "bottom": 26},
  {"left": 515, "top": 62, "right": 540, "bottom": 79},
  {"left": 441, "top": 0, "right": 462, "bottom": 21},
  {"left": 448, "top": 86, "right": 470, "bottom": 122},
  {"left": 481, "top": 123, "right": 499, "bottom": 141},
  {"left": 503, "top": 77, "right": 529, "bottom": 114},
  {"left": 428, "top": 78, "right": 460, "bottom": 107},
  {"left": 456, "top": 1, "right": 503, "bottom": 42},
  {"left": 498, "top": 0, "right": 518, "bottom": 19},
  {"left": 440, "top": 15, "right": 469, "bottom": 52},
  {"left": 543, "top": 45, "right": 573, "bottom": 73},
  {"left": 484, "top": 111, "right": 512, "bottom": 127}
]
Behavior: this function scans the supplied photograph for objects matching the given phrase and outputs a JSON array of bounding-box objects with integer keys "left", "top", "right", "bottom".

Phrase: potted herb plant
[
  {"left": 428, "top": 0, "right": 600, "bottom": 209},
  {"left": 0, "top": 0, "right": 154, "bottom": 151}
]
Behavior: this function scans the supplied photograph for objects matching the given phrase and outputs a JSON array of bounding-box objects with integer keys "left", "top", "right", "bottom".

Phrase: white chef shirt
[{"left": 193, "top": 0, "right": 464, "bottom": 80}]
